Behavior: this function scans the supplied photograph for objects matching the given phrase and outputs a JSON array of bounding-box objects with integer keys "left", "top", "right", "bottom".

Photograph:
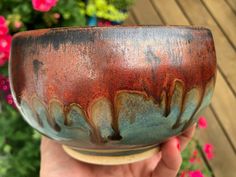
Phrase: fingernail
[{"left": 176, "top": 138, "right": 180, "bottom": 151}]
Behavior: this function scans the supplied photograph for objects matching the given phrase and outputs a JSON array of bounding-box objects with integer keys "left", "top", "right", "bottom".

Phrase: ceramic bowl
[{"left": 9, "top": 26, "right": 216, "bottom": 165}]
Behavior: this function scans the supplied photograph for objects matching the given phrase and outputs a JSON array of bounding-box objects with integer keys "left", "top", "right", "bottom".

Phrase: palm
[
  {"left": 41, "top": 141, "right": 161, "bottom": 177},
  {"left": 40, "top": 125, "right": 195, "bottom": 177}
]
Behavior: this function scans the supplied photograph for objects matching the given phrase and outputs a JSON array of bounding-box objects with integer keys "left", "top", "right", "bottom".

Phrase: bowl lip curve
[{"left": 12, "top": 25, "right": 212, "bottom": 39}]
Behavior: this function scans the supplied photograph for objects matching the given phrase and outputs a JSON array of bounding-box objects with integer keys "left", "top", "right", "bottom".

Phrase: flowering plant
[{"left": 179, "top": 116, "right": 214, "bottom": 177}]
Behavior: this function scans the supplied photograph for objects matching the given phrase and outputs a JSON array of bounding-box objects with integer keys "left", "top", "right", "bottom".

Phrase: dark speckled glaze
[{"left": 9, "top": 26, "right": 216, "bottom": 159}]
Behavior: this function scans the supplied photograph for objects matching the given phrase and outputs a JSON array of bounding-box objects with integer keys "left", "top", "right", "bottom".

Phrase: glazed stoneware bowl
[{"left": 9, "top": 26, "right": 216, "bottom": 165}]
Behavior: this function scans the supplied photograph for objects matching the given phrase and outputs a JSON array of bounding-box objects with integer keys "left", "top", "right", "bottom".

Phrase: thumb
[{"left": 152, "top": 138, "right": 182, "bottom": 177}]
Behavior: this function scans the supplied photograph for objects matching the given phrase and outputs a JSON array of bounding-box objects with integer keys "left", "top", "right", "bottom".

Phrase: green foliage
[
  {"left": 86, "top": 0, "right": 132, "bottom": 21},
  {"left": 0, "top": 64, "right": 8, "bottom": 77},
  {"left": 0, "top": 0, "right": 86, "bottom": 32},
  {"left": 51, "top": 0, "right": 86, "bottom": 27},
  {"left": 110, "top": 0, "right": 134, "bottom": 10},
  {"left": 0, "top": 0, "right": 133, "bottom": 34},
  {"left": 0, "top": 102, "right": 41, "bottom": 177}
]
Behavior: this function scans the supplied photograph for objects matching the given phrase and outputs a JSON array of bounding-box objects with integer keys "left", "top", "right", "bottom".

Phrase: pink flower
[
  {"left": 0, "top": 75, "right": 10, "bottom": 91},
  {"left": 198, "top": 116, "right": 207, "bottom": 129},
  {"left": 0, "top": 16, "right": 8, "bottom": 36},
  {"left": 0, "top": 51, "right": 9, "bottom": 66},
  {"left": 53, "top": 13, "right": 60, "bottom": 19},
  {"left": 189, "top": 150, "right": 198, "bottom": 163},
  {"left": 0, "top": 26, "right": 8, "bottom": 36},
  {"left": 0, "top": 16, "right": 6, "bottom": 24},
  {"left": 14, "top": 21, "right": 23, "bottom": 29},
  {"left": 188, "top": 170, "right": 204, "bottom": 177},
  {"left": 203, "top": 143, "right": 214, "bottom": 160},
  {"left": 0, "top": 35, "right": 12, "bottom": 52},
  {"left": 32, "top": 0, "right": 58, "bottom": 12},
  {"left": 193, "top": 150, "right": 198, "bottom": 156},
  {"left": 189, "top": 157, "right": 195, "bottom": 163},
  {"left": 0, "top": 74, "right": 5, "bottom": 87},
  {"left": 5, "top": 94, "right": 16, "bottom": 107},
  {"left": 179, "top": 171, "right": 187, "bottom": 177},
  {"left": 98, "top": 21, "right": 112, "bottom": 27}
]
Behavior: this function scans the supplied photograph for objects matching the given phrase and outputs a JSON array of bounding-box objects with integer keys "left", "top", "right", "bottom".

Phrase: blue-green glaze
[{"left": 20, "top": 78, "right": 214, "bottom": 150}]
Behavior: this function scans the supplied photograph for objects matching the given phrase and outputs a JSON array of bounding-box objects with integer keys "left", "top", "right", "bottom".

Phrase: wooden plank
[
  {"left": 210, "top": 72, "right": 236, "bottom": 151},
  {"left": 226, "top": 0, "right": 236, "bottom": 13},
  {"left": 177, "top": 0, "right": 236, "bottom": 96},
  {"left": 177, "top": 0, "right": 236, "bottom": 150},
  {"left": 123, "top": 12, "right": 137, "bottom": 25},
  {"left": 196, "top": 108, "right": 236, "bottom": 177},
  {"left": 131, "top": 0, "right": 163, "bottom": 25},
  {"left": 202, "top": 0, "right": 236, "bottom": 49},
  {"left": 151, "top": 0, "right": 189, "bottom": 25}
]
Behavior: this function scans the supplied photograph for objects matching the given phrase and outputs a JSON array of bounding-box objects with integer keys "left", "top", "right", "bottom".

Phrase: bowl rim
[{"left": 12, "top": 25, "right": 211, "bottom": 39}]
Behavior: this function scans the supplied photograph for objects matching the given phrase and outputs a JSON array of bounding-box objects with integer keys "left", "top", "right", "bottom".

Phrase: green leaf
[{"left": 3, "top": 144, "right": 12, "bottom": 154}]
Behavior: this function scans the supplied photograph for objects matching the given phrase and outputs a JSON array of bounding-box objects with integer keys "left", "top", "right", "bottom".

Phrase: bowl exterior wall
[{"left": 10, "top": 26, "right": 216, "bottom": 151}]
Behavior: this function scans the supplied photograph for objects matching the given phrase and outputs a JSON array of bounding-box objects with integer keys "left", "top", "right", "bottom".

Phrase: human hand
[{"left": 40, "top": 124, "right": 196, "bottom": 177}]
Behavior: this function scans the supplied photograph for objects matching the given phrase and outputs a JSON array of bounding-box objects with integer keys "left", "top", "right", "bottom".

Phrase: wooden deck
[{"left": 124, "top": 0, "right": 236, "bottom": 177}]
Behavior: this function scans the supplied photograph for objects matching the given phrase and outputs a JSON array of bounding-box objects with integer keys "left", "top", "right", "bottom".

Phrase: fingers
[
  {"left": 40, "top": 136, "right": 72, "bottom": 177},
  {"left": 40, "top": 137, "right": 89, "bottom": 177},
  {"left": 130, "top": 148, "right": 162, "bottom": 177},
  {"left": 40, "top": 136, "right": 68, "bottom": 162},
  {"left": 152, "top": 138, "right": 182, "bottom": 177},
  {"left": 178, "top": 123, "right": 196, "bottom": 151},
  {"left": 151, "top": 124, "right": 196, "bottom": 177}
]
